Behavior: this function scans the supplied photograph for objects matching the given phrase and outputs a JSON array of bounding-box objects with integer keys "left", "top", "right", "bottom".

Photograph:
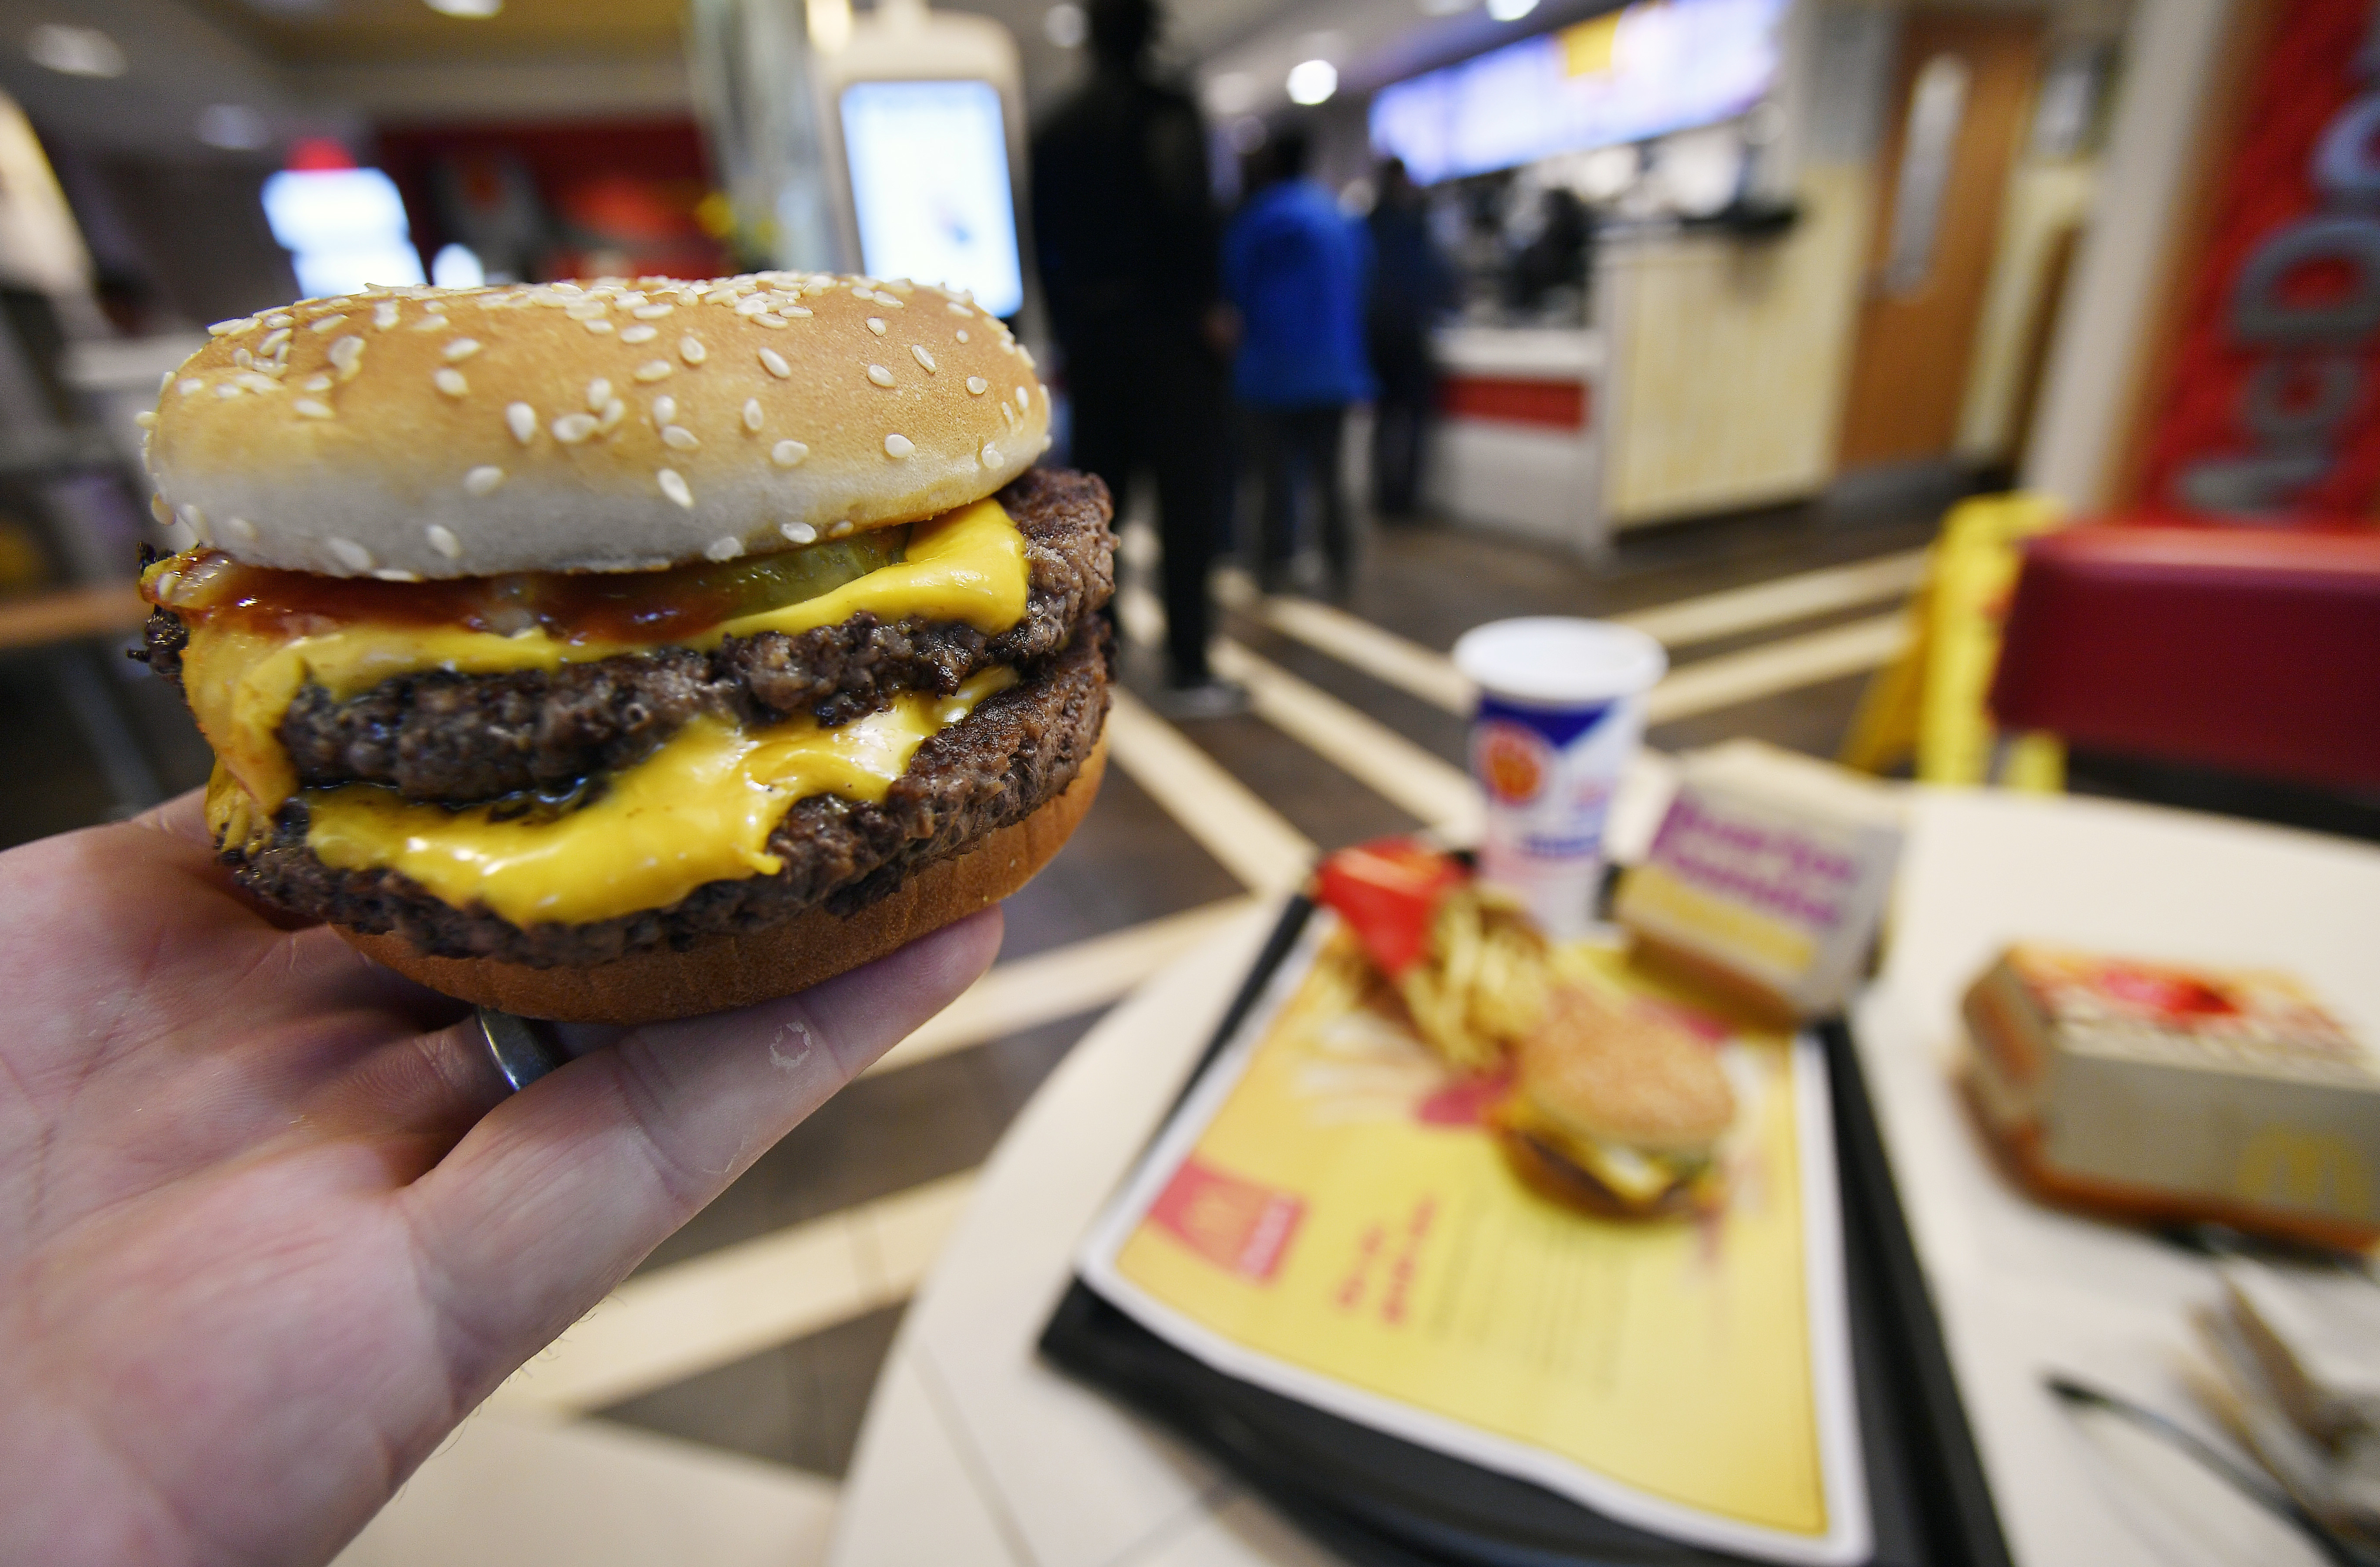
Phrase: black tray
[{"left": 1039, "top": 898, "right": 2011, "bottom": 1567}]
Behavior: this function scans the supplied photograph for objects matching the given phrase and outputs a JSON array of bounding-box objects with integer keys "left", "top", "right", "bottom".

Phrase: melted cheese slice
[
  {"left": 175, "top": 498, "right": 1030, "bottom": 811},
  {"left": 281, "top": 667, "right": 1018, "bottom": 927}
]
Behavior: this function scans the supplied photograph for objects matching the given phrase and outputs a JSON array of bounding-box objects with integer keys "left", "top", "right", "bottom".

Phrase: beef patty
[
  {"left": 140, "top": 467, "right": 1113, "bottom": 805},
  {"left": 226, "top": 620, "right": 1111, "bottom": 967}
]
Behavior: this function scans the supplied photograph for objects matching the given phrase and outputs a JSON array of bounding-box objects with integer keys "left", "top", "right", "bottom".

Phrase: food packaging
[
  {"left": 1613, "top": 741, "right": 1904, "bottom": 1024},
  {"left": 1962, "top": 945, "right": 2380, "bottom": 1249}
]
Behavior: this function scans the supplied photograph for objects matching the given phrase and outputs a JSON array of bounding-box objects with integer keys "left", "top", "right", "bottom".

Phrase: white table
[{"left": 829, "top": 792, "right": 2380, "bottom": 1567}]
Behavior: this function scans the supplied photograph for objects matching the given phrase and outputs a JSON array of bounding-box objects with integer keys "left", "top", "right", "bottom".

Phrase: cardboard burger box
[{"left": 1962, "top": 946, "right": 2380, "bottom": 1250}]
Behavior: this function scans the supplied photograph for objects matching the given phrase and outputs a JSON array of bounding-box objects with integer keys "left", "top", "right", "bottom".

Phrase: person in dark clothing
[
  {"left": 1031, "top": 0, "right": 1237, "bottom": 709},
  {"left": 1224, "top": 128, "right": 1373, "bottom": 596},
  {"left": 1365, "top": 158, "right": 1453, "bottom": 519}
]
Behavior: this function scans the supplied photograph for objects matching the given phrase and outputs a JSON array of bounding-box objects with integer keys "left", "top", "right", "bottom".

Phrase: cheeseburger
[
  {"left": 135, "top": 273, "right": 1112, "bottom": 1023},
  {"left": 1493, "top": 984, "right": 1736, "bottom": 1219}
]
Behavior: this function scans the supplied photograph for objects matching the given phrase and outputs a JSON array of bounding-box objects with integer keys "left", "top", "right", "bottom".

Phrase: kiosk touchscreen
[{"left": 839, "top": 78, "right": 1025, "bottom": 319}]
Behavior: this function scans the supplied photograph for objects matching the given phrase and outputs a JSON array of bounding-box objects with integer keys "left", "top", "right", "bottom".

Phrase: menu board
[{"left": 1079, "top": 912, "right": 1871, "bottom": 1565}]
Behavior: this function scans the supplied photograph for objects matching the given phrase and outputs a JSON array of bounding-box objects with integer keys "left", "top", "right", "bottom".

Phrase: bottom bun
[
  {"left": 1490, "top": 1121, "right": 1702, "bottom": 1221},
  {"left": 340, "top": 738, "right": 1106, "bottom": 1024}
]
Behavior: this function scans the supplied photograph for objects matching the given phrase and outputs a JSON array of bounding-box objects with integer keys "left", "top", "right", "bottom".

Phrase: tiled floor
[{"left": 10, "top": 465, "right": 2372, "bottom": 1561}]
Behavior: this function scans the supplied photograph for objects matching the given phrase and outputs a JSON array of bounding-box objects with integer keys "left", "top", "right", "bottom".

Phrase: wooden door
[{"left": 1836, "top": 13, "right": 2044, "bottom": 469}]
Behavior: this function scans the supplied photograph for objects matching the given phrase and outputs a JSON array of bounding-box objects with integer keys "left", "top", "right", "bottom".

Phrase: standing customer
[
  {"left": 1033, "top": 0, "right": 1239, "bottom": 711},
  {"left": 1225, "top": 126, "right": 1374, "bottom": 596},
  {"left": 1366, "top": 158, "right": 1452, "bottom": 519}
]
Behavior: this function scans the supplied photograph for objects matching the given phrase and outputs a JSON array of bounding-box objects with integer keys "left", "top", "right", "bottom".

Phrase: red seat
[{"left": 1990, "top": 522, "right": 2380, "bottom": 792}]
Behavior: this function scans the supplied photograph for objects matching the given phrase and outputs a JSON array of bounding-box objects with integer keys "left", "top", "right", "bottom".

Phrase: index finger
[{"left": 395, "top": 908, "right": 1002, "bottom": 1400}]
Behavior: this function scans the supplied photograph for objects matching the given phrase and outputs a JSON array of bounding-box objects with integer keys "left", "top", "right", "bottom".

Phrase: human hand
[{"left": 0, "top": 790, "right": 999, "bottom": 1566}]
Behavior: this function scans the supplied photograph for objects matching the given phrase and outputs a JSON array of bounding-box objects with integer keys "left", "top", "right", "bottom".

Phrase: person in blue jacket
[{"left": 1224, "top": 125, "right": 1374, "bottom": 595}]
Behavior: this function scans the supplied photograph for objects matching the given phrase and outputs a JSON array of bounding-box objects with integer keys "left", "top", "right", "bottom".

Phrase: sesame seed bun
[
  {"left": 1514, "top": 985, "right": 1736, "bottom": 1153},
  {"left": 145, "top": 273, "right": 1051, "bottom": 581}
]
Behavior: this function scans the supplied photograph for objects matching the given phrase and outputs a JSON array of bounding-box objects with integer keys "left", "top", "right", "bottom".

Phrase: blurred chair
[{"left": 1990, "top": 523, "right": 2380, "bottom": 794}]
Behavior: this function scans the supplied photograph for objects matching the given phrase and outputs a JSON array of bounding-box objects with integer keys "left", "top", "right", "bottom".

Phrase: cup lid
[{"left": 1451, "top": 617, "right": 1667, "bottom": 707}]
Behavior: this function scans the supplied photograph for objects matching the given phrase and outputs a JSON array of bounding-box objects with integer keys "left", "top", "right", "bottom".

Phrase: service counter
[{"left": 1422, "top": 324, "right": 1607, "bottom": 557}]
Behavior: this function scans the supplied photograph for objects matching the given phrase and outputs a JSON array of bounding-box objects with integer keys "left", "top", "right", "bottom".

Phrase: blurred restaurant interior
[{"left": 2, "top": 0, "right": 2379, "bottom": 1562}]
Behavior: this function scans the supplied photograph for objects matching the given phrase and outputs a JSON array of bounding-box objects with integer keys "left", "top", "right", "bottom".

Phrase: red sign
[{"left": 2137, "top": 0, "right": 2380, "bottom": 519}]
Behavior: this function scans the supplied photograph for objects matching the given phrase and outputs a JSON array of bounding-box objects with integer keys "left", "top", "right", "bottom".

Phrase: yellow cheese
[
  {"left": 173, "top": 498, "right": 1030, "bottom": 811},
  {"left": 289, "top": 666, "right": 1017, "bottom": 927},
  {"left": 1504, "top": 1097, "right": 1698, "bottom": 1204}
]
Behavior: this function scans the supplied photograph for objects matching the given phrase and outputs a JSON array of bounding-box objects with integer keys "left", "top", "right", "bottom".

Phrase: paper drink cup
[{"left": 1450, "top": 617, "right": 1666, "bottom": 939}]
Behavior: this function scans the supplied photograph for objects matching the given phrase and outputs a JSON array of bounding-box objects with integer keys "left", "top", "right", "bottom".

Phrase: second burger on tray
[{"left": 135, "top": 273, "right": 1112, "bottom": 1023}]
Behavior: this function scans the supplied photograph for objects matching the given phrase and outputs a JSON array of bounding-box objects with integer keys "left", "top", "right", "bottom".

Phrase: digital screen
[
  {"left": 1370, "top": 0, "right": 1787, "bottom": 185},
  {"left": 840, "top": 80, "right": 1025, "bottom": 319}
]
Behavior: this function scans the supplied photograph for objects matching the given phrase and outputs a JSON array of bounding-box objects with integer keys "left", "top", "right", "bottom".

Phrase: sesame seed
[
  {"left": 772, "top": 439, "right": 808, "bottom": 466},
  {"left": 947, "top": 301, "right": 973, "bottom": 317},
  {"left": 260, "top": 328, "right": 291, "bottom": 355},
  {"left": 1001, "top": 403, "right": 1019, "bottom": 431},
  {"left": 373, "top": 568, "right": 422, "bottom": 583},
  {"left": 867, "top": 317, "right": 887, "bottom": 336},
  {"left": 867, "top": 364, "right": 895, "bottom": 388},
  {"left": 303, "top": 374, "right": 332, "bottom": 392},
  {"left": 583, "top": 319, "right": 615, "bottom": 334},
  {"left": 597, "top": 398, "right": 627, "bottom": 433},
  {"left": 981, "top": 441, "right": 1003, "bottom": 466},
  {"left": 506, "top": 402, "right": 537, "bottom": 444},
  {"left": 445, "top": 338, "right": 482, "bottom": 361},
  {"left": 179, "top": 378, "right": 203, "bottom": 397},
  {"left": 553, "top": 281, "right": 584, "bottom": 295},
  {"left": 435, "top": 368, "right": 469, "bottom": 398},
  {"left": 294, "top": 399, "right": 335, "bottom": 419},
  {"left": 754, "top": 315, "right": 789, "bottom": 328},
  {"left": 566, "top": 301, "right": 607, "bottom": 320},
  {"left": 426, "top": 523, "right": 463, "bottom": 560},
  {"left": 264, "top": 313, "right": 294, "bottom": 330},
  {"left": 587, "top": 378, "right": 613, "bottom": 410},
  {"left": 704, "top": 535, "right": 742, "bottom": 562},
  {"left": 651, "top": 393, "right": 678, "bottom": 423},
  {"left": 216, "top": 383, "right": 243, "bottom": 399},
  {"left": 159, "top": 370, "right": 173, "bottom": 393},
  {"left": 633, "top": 303, "right": 674, "bottom": 319},
  {"left": 464, "top": 465, "right": 505, "bottom": 495},
  {"left": 662, "top": 424, "right": 699, "bottom": 451},
  {"left": 956, "top": 329, "right": 970, "bottom": 343},
  {"left": 781, "top": 520, "right": 817, "bottom": 544},
  {"left": 134, "top": 409, "right": 158, "bottom": 429},
  {"left": 328, "top": 335, "right": 365, "bottom": 380},
  {"left": 236, "top": 372, "right": 280, "bottom": 393},
  {"left": 782, "top": 306, "right": 812, "bottom": 317},
  {"left": 224, "top": 516, "right": 258, "bottom": 543},
  {"left": 911, "top": 344, "right": 937, "bottom": 373},
  {"left": 309, "top": 314, "right": 348, "bottom": 332},
  {"left": 659, "top": 468, "right": 694, "bottom": 508},
  {"left": 1015, "top": 385, "right": 1029, "bottom": 408},
  {"left": 829, "top": 520, "right": 854, "bottom": 537},
  {"left": 1018, "top": 344, "right": 1036, "bottom": 369},
  {"left": 179, "top": 503, "right": 206, "bottom": 533},
  {"left": 374, "top": 302, "right": 401, "bottom": 330},
  {"left": 851, "top": 287, "right": 876, "bottom": 302},
  {"left": 327, "top": 537, "right": 375, "bottom": 572},
  {"left": 234, "top": 347, "right": 254, "bottom": 369},
  {"left": 679, "top": 336, "right": 707, "bottom": 364},
  {"left": 759, "top": 348, "right": 791, "bottom": 378},
  {"left": 965, "top": 376, "right": 988, "bottom": 395},
  {"left": 884, "top": 432, "right": 914, "bottom": 458},
  {"left": 208, "top": 317, "right": 256, "bottom": 337},
  {"left": 634, "top": 360, "right": 674, "bottom": 382},
  {"left": 743, "top": 398, "right": 764, "bottom": 431},
  {"left": 620, "top": 324, "right": 657, "bottom": 343},
  {"left": 552, "top": 413, "right": 598, "bottom": 444},
  {"left": 878, "top": 294, "right": 905, "bottom": 309}
]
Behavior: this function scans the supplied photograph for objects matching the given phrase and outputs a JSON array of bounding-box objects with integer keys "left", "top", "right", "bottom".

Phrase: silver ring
[{"left": 476, "top": 1007, "right": 569, "bottom": 1093}]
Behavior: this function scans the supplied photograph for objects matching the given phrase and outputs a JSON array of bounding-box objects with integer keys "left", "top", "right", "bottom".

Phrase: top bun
[
  {"left": 145, "top": 273, "right": 1051, "bottom": 580},
  {"left": 1516, "top": 988, "right": 1737, "bottom": 1151}
]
